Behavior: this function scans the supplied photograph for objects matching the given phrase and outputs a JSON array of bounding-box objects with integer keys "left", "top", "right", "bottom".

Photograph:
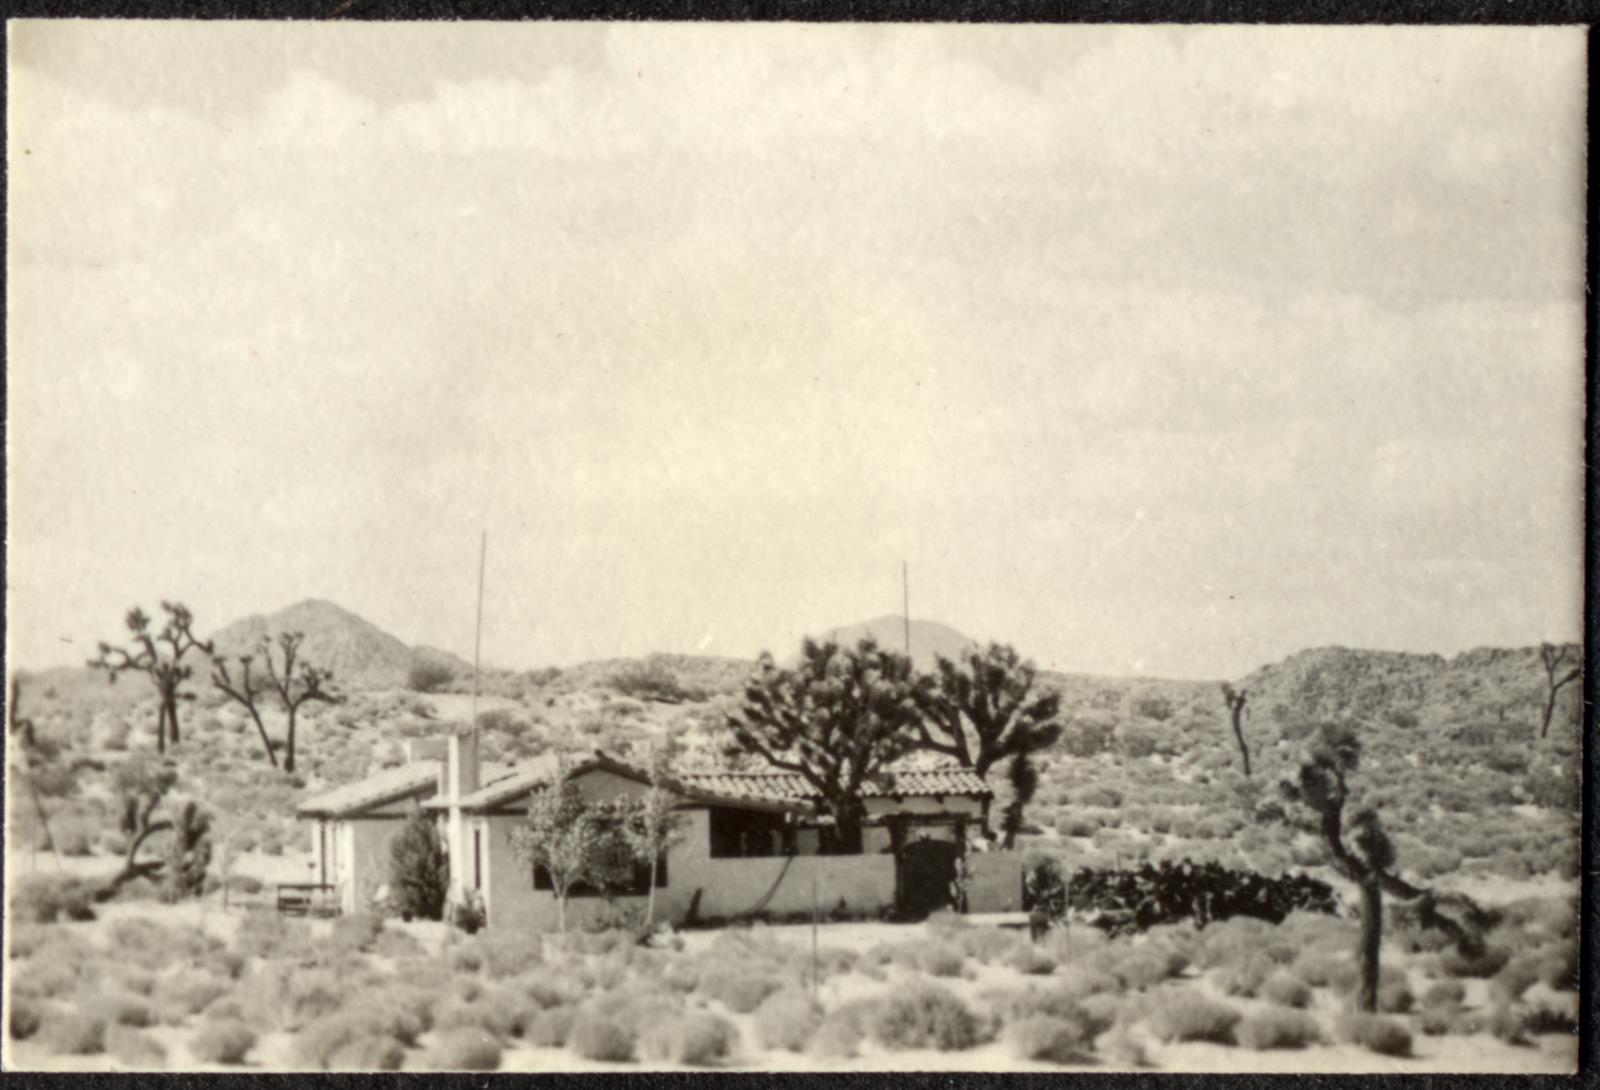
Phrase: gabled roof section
[{"left": 295, "top": 761, "right": 441, "bottom": 819}]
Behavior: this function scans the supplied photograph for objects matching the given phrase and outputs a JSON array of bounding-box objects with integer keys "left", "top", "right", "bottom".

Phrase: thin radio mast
[
  {"left": 902, "top": 561, "right": 911, "bottom": 657},
  {"left": 470, "top": 531, "right": 487, "bottom": 742}
]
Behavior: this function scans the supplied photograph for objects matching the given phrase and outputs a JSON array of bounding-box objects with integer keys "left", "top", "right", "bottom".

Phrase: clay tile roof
[
  {"left": 295, "top": 762, "right": 441, "bottom": 819},
  {"left": 674, "top": 765, "right": 991, "bottom": 803}
]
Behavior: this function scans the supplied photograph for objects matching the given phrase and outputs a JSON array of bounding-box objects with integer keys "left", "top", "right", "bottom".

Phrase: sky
[{"left": 6, "top": 22, "right": 1587, "bottom": 680}]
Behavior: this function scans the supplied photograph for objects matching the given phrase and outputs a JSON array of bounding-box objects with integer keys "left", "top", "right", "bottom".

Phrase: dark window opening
[
  {"left": 817, "top": 822, "right": 864, "bottom": 856},
  {"left": 709, "top": 807, "right": 797, "bottom": 858}
]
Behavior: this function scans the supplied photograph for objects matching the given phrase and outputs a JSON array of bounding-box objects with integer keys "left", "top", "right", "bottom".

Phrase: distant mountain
[
  {"left": 816, "top": 615, "right": 980, "bottom": 669},
  {"left": 208, "top": 599, "right": 471, "bottom": 691}
]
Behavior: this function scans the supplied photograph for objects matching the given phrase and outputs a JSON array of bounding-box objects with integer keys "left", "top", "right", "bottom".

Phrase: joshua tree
[
  {"left": 160, "top": 801, "right": 213, "bottom": 903},
  {"left": 1538, "top": 642, "right": 1581, "bottom": 740},
  {"left": 726, "top": 638, "right": 926, "bottom": 847},
  {"left": 89, "top": 602, "right": 212, "bottom": 753},
  {"left": 257, "top": 633, "right": 341, "bottom": 773},
  {"left": 210, "top": 653, "right": 279, "bottom": 768},
  {"left": 1221, "top": 683, "right": 1251, "bottom": 777},
  {"left": 913, "top": 643, "right": 1064, "bottom": 845},
  {"left": 102, "top": 756, "right": 182, "bottom": 897},
  {"left": 1279, "top": 723, "right": 1490, "bottom": 1012}
]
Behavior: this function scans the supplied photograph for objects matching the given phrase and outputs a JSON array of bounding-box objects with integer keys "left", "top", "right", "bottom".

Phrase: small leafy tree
[
  {"left": 627, "top": 740, "right": 687, "bottom": 928},
  {"left": 510, "top": 763, "right": 639, "bottom": 931},
  {"left": 913, "top": 643, "right": 1064, "bottom": 846},
  {"left": 89, "top": 602, "right": 212, "bottom": 753},
  {"left": 389, "top": 808, "right": 449, "bottom": 921},
  {"left": 1538, "top": 643, "right": 1580, "bottom": 740},
  {"left": 726, "top": 638, "right": 925, "bottom": 846},
  {"left": 1221, "top": 683, "right": 1251, "bottom": 777}
]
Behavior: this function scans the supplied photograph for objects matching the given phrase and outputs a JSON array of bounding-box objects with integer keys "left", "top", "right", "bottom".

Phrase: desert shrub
[
  {"left": 699, "top": 970, "right": 781, "bottom": 1013},
  {"left": 1294, "top": 952, "right": 1358, "bottom": 992},
  {"left": 917, "top": 941, "right": 965, "bottom": 977},
  {"left": 1420, "top": 979, "right": 1466, "bottom": 1009},
  {"left": 1067, "top": 861, "right": 1337, "bottom": 934},
  {"left": 1490, "top": 955, "right": 1544, "bottom": 1006},
  {"left": 1538, "top": 940, "right": 1578, "bottom": 992},
  {"left": 327, "top": 911, "right": 385, "bottom": 955},
  {"left": 106, "top": 1024, "right": 166, "bottom": 1067},
  {"left": 1236, "top": 1008, "right": 1321, "bottom": 1050},
  {"left": 1213, "top": 951, "right": 1279, "bottom": 997},
  {"left": 425, "top": 1028, "right": 503, "bottom": 1071},
  {"left": 1094, "top": 943, "right": 1188, "bottom": 991},
  {"left": 295, "top": 1012, "right": 408, "bottom": 1070},
  {"left": 407, "top": 659, "right": 456, "bottom": 693},
  {"left": 1005, "top": 944, "right": 1058, "bottom": 976},
  {"left": 808, "top": 1008, "right": 868, "bottom": 1058},
  {"left": 189, "top": 1019, "right": 257, "bottom": 1064},
  {"left": 10, "top": 874, "right": 97, "bottom": 924},
  {"left": 1440, "top": 944, "right": 1511, "bottom": 979},
  {"left": 203, "top": 997, "right": 248, "bottom": 1023},
  {"left": 753, "top": 991, "right": 822, "bottom": 1052},
  {"left": 434, "top": 993, "right": 522, "bottom": 1041},
  {"left": 609, "top": 659, "right": 694, "bottom": 704},
  {"left": 11, "top": 958, "right": 82, "bottom": 1000},
  {"left": 1024, "top": 856, "right": 1068, "bottom": 919},
  {"left": 1376, "top": 978, "right": 1414, "bottom": 1014},
  {"left": 1261, "top": 971, "right": 1313, "bottom": 1009},
  {"left": 567, "top": 1013, "right": 635, "bottom": 1061},
  {"left": 153, "top": 970, "right": 230, "bottom": 1023},
  {"left": 1142, "top": 989, "right": 1240, "bottom": 1044},
  {"left": 1338, "top": 1012, "right": 1412, "bottom": 1057},
  {"left": 469, "top": 932, "right": 544, "bottom": 979},
  {"left": 38, "top": 1011, "right": 106, "bottom": 1055},
  {"left": 1194, "top": 916, "right": 1296, "bottom": 969},
  {"left": 88, "top": 992, "right": 159, "bottom": 1029},
  {"left": 235, "top": 909, "right": 311, "bottom": 960},
  {"left": 639, "top": 1012, "right": 738, "bottom": 1066},
  {"left": 1007, "top": 1014, "right": 1094, "bottom": 1064},
  {"left": 329, "top": 1033, "right": 406, "bottom": 1071},
  {"left": 9, "top": 995, "right": 44, "bottom": 1040},
  {"left": 871, "top": 985, "right": 983, "bottom": 1051},
  {"left": 526, "top": 1006, "right": 577, "bottom": 1048},
  {"left": 230, "top": 874, "right": 265, "bottom": 895}
]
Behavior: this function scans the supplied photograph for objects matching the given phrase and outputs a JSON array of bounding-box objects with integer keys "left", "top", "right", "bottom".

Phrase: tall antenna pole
[
  {"left": 902, "top": 560, "right": 911, "bottom": 657},
  {"left": 470, "top": 530, "right": 487, "bottom": 741}
]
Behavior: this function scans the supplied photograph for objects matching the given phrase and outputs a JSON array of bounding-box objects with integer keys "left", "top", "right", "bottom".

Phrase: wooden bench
[{"left": 276, "top": 883, "right": 336, "bottom": 917}]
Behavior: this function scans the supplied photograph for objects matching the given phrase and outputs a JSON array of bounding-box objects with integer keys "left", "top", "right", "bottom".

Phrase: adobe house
[{"left": 297, "top": 732, "right": 1026, "bottom": 927}]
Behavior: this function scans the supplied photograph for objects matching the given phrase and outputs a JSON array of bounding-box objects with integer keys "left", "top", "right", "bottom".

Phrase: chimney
[
  {"left": 404, "top": 737, "right": 449, "bottom": 765},
  {"left": 447, "top": 730, "right": 480, "bottom": 802}
]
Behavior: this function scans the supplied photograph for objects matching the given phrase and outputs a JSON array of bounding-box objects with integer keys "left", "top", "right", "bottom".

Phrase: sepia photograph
[{"left": 3, "top": 20, "right": 1586, "bottom": 1073}]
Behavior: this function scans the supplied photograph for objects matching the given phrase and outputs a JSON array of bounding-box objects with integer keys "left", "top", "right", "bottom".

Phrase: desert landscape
[{"left": 4, "top": 601, "right": 1581, "bottom": 1072}]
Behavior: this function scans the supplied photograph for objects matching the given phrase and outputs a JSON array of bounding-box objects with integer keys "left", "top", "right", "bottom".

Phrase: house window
[
  {"left": 532, "top": 854, "right": 666, "bottom": 897},
  {"left": 709, "top": 807, "right": 796, "bottom": 858}
]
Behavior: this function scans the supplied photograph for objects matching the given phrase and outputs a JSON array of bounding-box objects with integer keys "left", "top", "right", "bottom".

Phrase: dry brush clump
[
  {"left": 423, "top": 1028, "right": 503, "bottom": 1071},
  {"left": 566, "top": 1012, "right": 636, "bottom": 1062},
  {"left": 188, "top": 1019, "right": 257, "bottom": 1065},
  {"left": 870, "top": 984, "right": 985, "bottom": 1051},
  {"left": 638, "top": 1012, "right": 740, "bottom": 1066},
  {"left": 752, "top": 991, "right": 823, "bottom": 1052},
  {"left": 1235, "top": 1008, "right": 1322, "bottom": 1051},
  {"left": 1006, "top": 1014, "right": 1095, "bottom": 1064},
  {"left": 1141, "top": 988, "right": 1241, "bottom": 1045},
  {"left": 1337, "top": 1012, "right": 1413, "bottom": 1057}
]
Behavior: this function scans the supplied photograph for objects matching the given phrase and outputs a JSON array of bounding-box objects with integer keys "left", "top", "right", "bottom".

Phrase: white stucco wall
[{"left": 965, "top": 851, "right": 1026, "bottom": 913}]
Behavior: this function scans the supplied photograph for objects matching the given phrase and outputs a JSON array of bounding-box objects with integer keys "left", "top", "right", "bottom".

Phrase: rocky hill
[
  {"left": 208, "top": 599, "right": 471, "bottom": 691},
  {"left": 816, "top": 615, "right": 979, "bottom": 669}
]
